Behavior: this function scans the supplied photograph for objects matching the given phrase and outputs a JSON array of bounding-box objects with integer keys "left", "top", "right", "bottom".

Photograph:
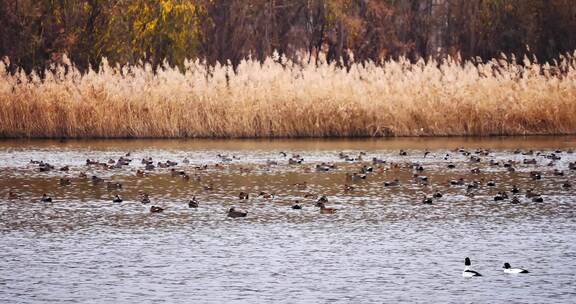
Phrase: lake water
[{"left": 1, "top": 137, "right": 576, "bottom": 303}]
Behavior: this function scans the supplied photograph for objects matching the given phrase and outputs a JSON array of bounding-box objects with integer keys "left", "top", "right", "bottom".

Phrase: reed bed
[{"left": 1, "top": 53, "right": 576, "bottom": 138}]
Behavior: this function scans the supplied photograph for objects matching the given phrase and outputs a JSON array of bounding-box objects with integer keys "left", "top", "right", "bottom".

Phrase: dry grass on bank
[{"left": 0, "top": 53, "right": 575, "bottom": 138}]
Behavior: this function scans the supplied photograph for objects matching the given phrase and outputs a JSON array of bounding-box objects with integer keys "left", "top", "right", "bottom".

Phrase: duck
[
  {"left": 511, "top": 185, "right": 520, "bottom": 194},
  {"left": 493, "top": 192, "right": 508, "bottom": 201},
  {"left": 316, "top": 202, "right": 336, "bottom": 214},
  {"left": 238, "top": 192, "right": 249, "bottom": 200},
  {"left": 346, "top": 172, "right": 367, "bottom": 182},
  {"left": 259, "top": 191, "right": 275, "bottom": 199},
  {"left": 316, "top": 195, "right": 329, "bottom": 205},
  {"left": 188, "top": 196, "right": 199, "bottom": 208},
  {"left": 106, "top": 182, "right": 122, "bottom": 190},
  {"left": 525, "top": 189, "right": 540, "bottom": 198},
  {"left": 433, "top": 191, "right": 443, "bottom": 198},
  {"left": 422, "top": 196, "right": 433, "bottom": 204},
  {"left": 112, "top": 195, "right": 123, "bottom": 203},
  {"left": 562, "top": 182, "right": 571, "bottom": 189},
  {"left": 511, "top": 196, "right": 521, "bottom": 204},
  {"left": 294, "top": 182, "right": 307, "bottom": 190},
  {"left": 384, "top": 179, "right": 400, "bottom": 187},
  {"left": 91, "top": 175, "right": 104, "bottom": 184},
  {"left": 344, "top": 184, "right": 355, "bottom": 192},
  {"left": 462, "top": 257, "right": 482, "bottom": 277},
  {"left": 450, "top": 178, "right": 465, "bottom": 186},
  {"left": 40, "top": 194, "right": 52, "bottom": 203},
  {"left": 150, "top": 206, "right": 164, "bottom": 213},
  {"left": 503, "top": 262, "right": 529, "bottom": 274},
  {"left": 59, "top": 178, "right": 71, "bottom": 186},
  {"left": 140, "top": 193, "right": 151, "bottom": 204},
  {"left": 228, "top": 207, "right": 247, "bottom": 218},
  {"left": 291, "top": 201, "right": 303, "bottom": 210},
  {"left": 7, "top": 191, "right": 19, "bottom": 199}
]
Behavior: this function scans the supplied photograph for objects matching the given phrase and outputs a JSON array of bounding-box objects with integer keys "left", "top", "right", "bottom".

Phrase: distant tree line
[{"left": 1, "top": 0, "right": 575, "bottom": 72}]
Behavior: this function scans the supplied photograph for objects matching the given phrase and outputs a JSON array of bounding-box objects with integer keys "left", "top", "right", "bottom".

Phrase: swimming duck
[
  {"left": 291, "top": 201, "right": 303, "bottom": 210},
  {"left": 188, "top": 196, "right": 199, "bottom": 208},
  {"left": 462, "top": 257, "right": 482, "bottom": 277},
  {"left": 91, "top": 175, "right": 104, "bottom": 184},
  {"left": 511, "top": 185, "right": 520, "bottom": 194},
  {"left": 344, "top": 184, "right": 355, "bottom": 192},
  {"left": 40, "top": 194, "right": 52, "bottom": 203},
  {"left": 486, "top": 180, "right": 496, "bottom": 187},
  {"left": 525, "top": 189, "right": 540, "bottom": 198},
  {"left": 259, "top": 192, "right": 275, "bottom": 199},
  {"left": 384, "top": 179, "right": 400, "bottom": 187},
  {"left": 316, "top": 195, "right": 329, "bottom": 206},
  {"left": 140, "top": 193, "right": 151, "bottom": 204},
  {"left": 433, "top": 191, "right": 443, "bottom": 198},
  {"left": 316, "top": 202, "right": 336, "bottom": 214},
  {"left": 239, "top": 192, "right": 249, "bottom": 200},
  {"left": 562, "top": 182, "right": 571, "bottom": 189},
  {"left": 294, "top": 182, "right": 307, "bottom": 190},
  {"left": 494, "top": 192, "right": 508, "bottom": 201},
  {"left": 511, "top": 197, "right": 521, "bottom": 204},
  {"left": 422, "top": 196, "right": 433, "bottom": 204},
  {"left": 228, "top": 207, "right": 247, "bottom": 218},
  {"left": 531, "top": 196, "right": 544, "bottom": 203},
  {"left": 7, "top": 191, "right": 19, "bottom": 199},
  {"left": 503, "top": 262, "right": 529, "bottom": 274},
  {"left": 361, "top": 165, "right": 374, "bottom": 173},
  {"left": 107, "top": 182, "right": 122, "bottom": 190},
  {"left": 150, "top": 206, "right": 164, "bottom": 213},
  {"left": 59, "top": 165, "right": 69, "bottom": 172},
  {"left": 288, "top": 157, "right": 303, "bottom": 165},
  {"left": 450, "top": 178, "right": 465, "bottom": 186},
  {"left": 346, "top": 173, "right": 367, "bottom": 182},
  {"left": 112, "top": 195, "right": 123, "bottom": 203}
]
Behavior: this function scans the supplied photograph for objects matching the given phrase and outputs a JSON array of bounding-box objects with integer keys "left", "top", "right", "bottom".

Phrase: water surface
[{"left": 1, "top": 137, "right": 576, "bottom": 303}]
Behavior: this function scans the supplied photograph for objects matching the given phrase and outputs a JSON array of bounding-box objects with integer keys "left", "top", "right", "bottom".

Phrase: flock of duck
[
  {"left": 463, "top": 257, "right": 529, "bottom": 277},
  {"left": 3, "top": 147, "right": 576, "bottom": 220}
]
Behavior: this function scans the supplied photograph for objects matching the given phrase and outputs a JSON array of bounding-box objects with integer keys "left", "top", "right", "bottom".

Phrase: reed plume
[{"left": 1, "top": 52, "right": 575, "bottom": 138}]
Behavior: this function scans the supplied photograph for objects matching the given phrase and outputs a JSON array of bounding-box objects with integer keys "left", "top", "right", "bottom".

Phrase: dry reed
[{"left": 1, "top": 52, "right": 575, "bottom": 138}]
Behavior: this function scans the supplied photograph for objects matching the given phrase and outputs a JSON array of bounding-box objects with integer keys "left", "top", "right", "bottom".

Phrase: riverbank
[{"left": 1, "top": 54, "right": 575, "bottom": 138}]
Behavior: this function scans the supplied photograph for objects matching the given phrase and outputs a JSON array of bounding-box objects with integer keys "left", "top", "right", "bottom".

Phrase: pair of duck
[{"left": 463, "top": 257, "right": 528, "bottom": 277}]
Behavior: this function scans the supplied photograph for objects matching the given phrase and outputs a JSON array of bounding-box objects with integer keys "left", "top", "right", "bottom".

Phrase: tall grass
[{"left": 1, "top": 52, "right": 575, "bottom": 138}]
